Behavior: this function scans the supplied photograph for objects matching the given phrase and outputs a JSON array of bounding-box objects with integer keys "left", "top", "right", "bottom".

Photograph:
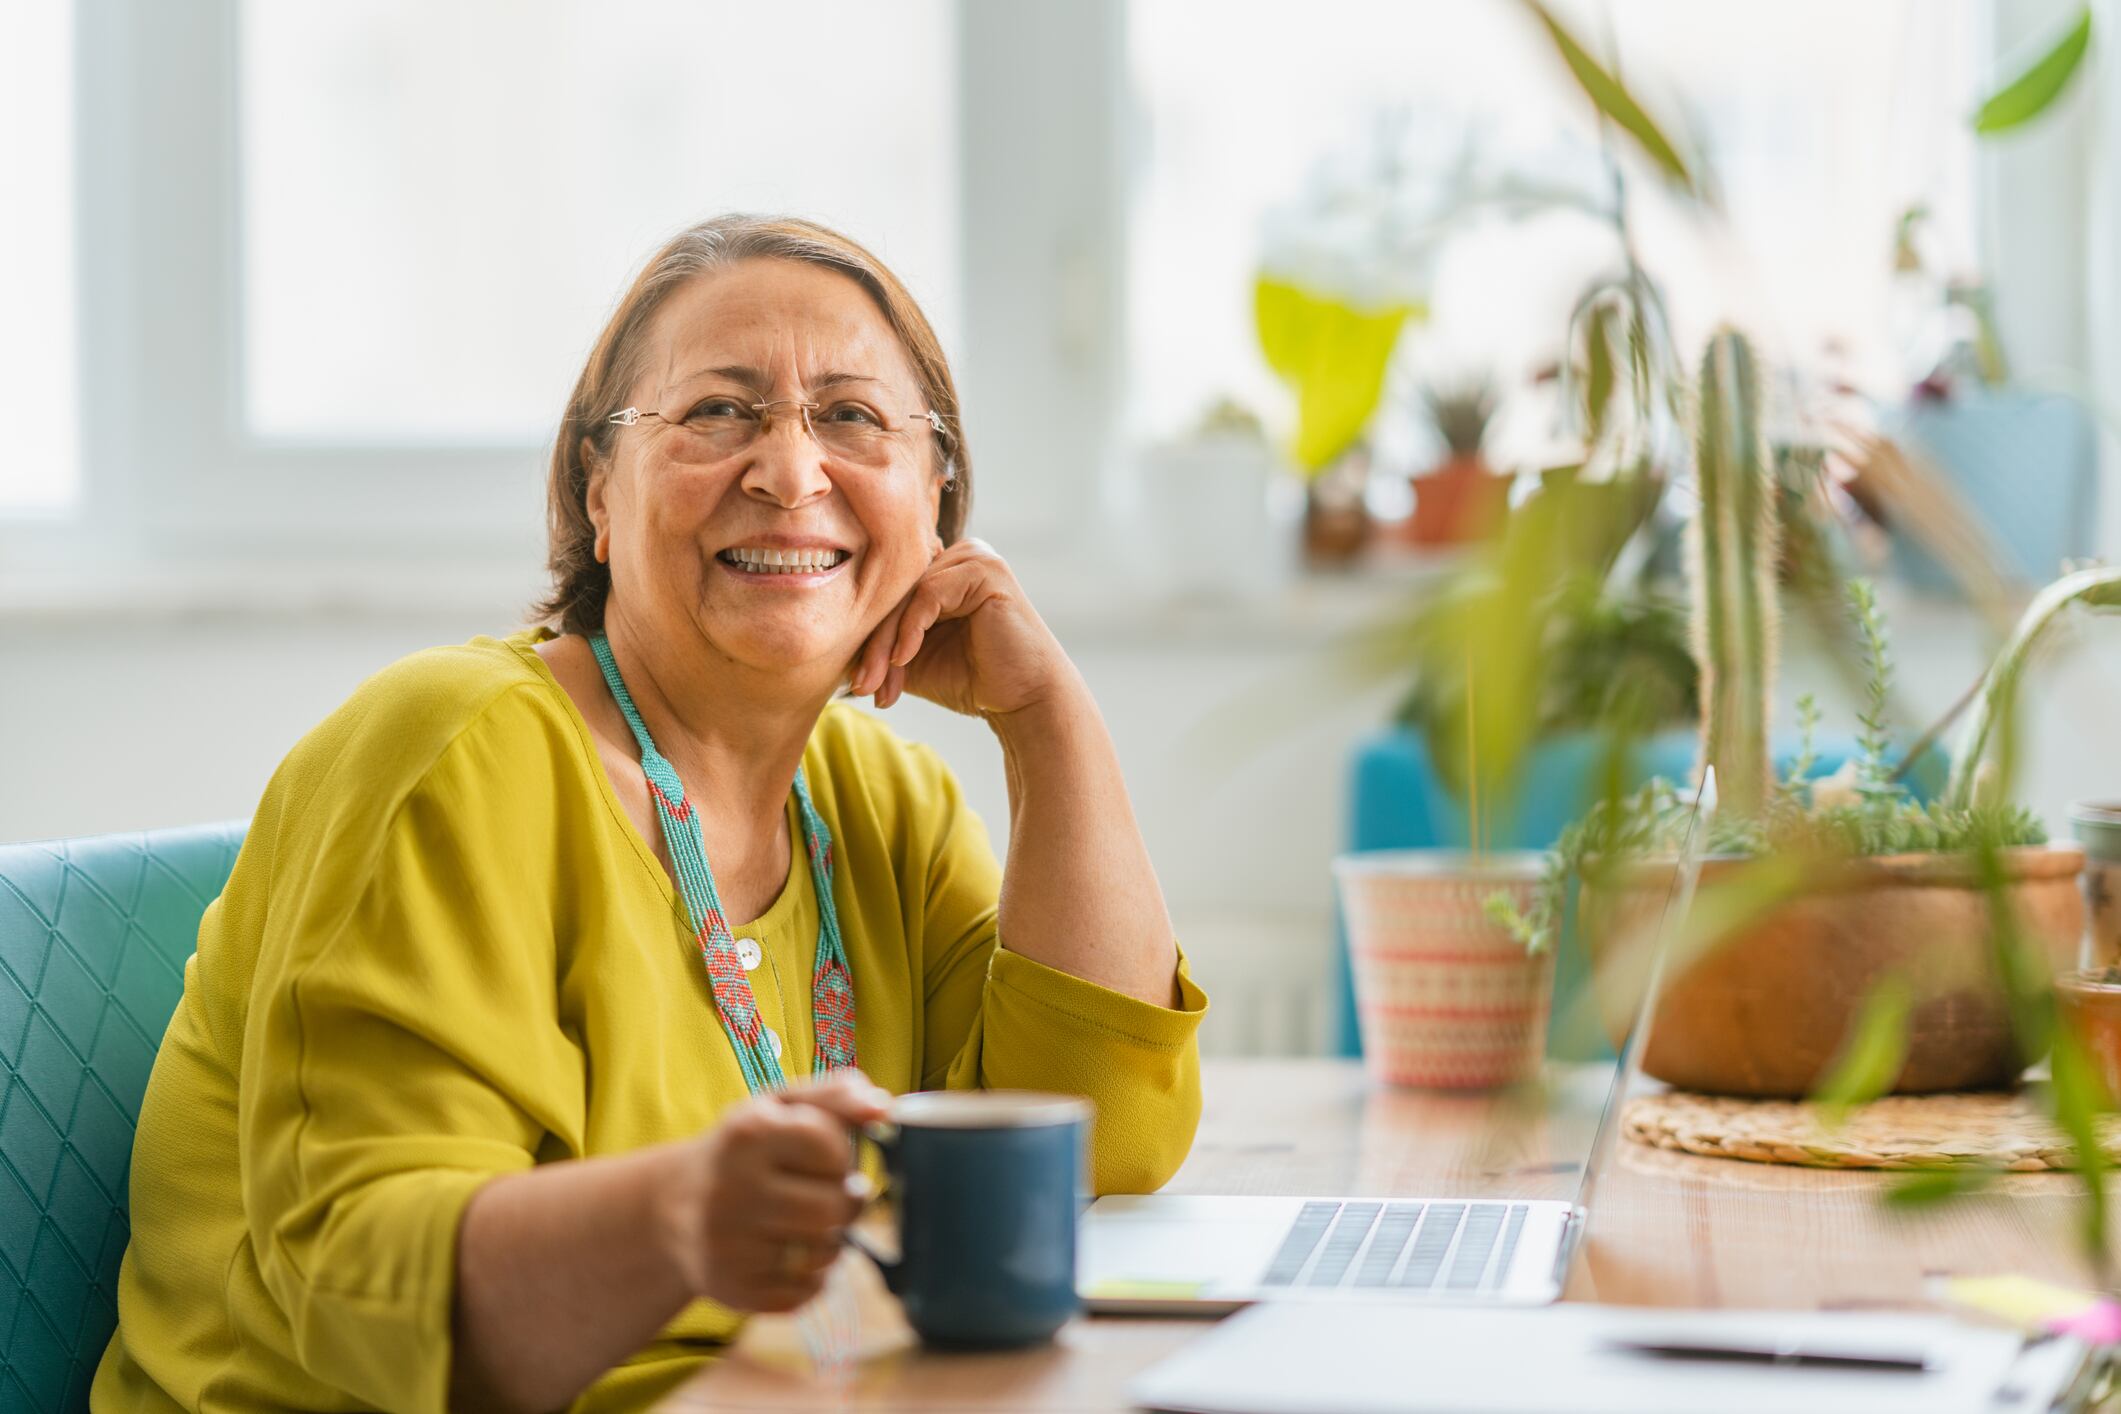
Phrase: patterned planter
[{"left": 1331, "top": 850, "right": 1553, "bottom": 1089}]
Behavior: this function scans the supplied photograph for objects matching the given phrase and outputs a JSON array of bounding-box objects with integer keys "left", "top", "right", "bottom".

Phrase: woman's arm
[
  {"left": 853, "top": 540, "right": 1182, "bottom": 1008},
  {"left": 450, "top": 1078, "right": 885, "bottom": 1414},
  {"left": 986, "top": 676, "right": 1181, "bottom": 1008},
  {"left": 450, "top": 1142, "right": 694, "bottom": 1411}
]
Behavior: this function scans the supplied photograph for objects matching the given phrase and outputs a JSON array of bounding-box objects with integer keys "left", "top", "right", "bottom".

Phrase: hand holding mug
[{"left": 661, "top": 1071, "right": 890, "bottom": 1313}]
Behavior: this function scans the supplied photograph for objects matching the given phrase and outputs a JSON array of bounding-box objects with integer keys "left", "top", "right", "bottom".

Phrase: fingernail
[{"left": 845, "top": 1171, "right": 875, "bottom": 1200}]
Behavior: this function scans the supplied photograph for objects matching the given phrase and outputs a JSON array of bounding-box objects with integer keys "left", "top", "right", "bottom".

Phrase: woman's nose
[{"left": 739, "top": 417, "right": 833, "bottom": 509}]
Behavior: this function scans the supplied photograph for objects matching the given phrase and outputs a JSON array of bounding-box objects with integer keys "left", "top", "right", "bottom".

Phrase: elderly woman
[{"left": 94, "top": 215, "right": 1206, "bottom": 1414}]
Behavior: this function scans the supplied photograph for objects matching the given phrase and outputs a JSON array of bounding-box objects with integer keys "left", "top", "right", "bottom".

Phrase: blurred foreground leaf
[
  {"left": 1520, "top": 0, "right": 1695, "bottom": 192},
  {"left": 1973, "top": 7, "right": 2094, "bottom": 135},
  {"left": 2045, "top": 1026, "right": 2112, "bottom": 1272},
  {"left": 1883, "top": 1165, "right": 2000, "bottom": 1210},
  {"left": 1814, "top": 975, "right": 1912, "bottom": 1127}
]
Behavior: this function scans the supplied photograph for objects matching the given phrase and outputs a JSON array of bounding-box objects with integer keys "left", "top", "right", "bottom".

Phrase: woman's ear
[
  {"left": 924, "top": 462, "right": 949, "bottom": 555},
  {"left": 582, "top": 437, "right": 612, "bottom": 564}
]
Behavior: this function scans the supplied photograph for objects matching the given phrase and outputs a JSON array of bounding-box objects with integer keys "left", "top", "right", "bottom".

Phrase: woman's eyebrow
[
  {"left": 667, "top": 364, "right": 771, "bottom": 393},
  {"left": 666, "top": 365, "right": 888, "bottom": 395},
  {"left": 808, "top": 371, "right": 888, "bottom": 392}
]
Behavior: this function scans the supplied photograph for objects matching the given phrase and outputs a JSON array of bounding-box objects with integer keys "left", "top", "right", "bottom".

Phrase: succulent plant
[{"left": 1419, "top": 378, "right": 1499, "bottom": 461}]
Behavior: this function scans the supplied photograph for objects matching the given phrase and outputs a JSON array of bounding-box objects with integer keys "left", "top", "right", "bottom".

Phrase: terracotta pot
[
  {"left": 2069, "top": 803, "right": 2121, "bottom": 968},
  {"left": 1333, "top": 850, "right": 1553, "bottom": 1090},
  {"left": 1405, "top": 456, "right": 1510, "bottom": 547},
  {"left": 1584, "top": 846, "right": 2085, "bottom": 1097},
  {"left": 1302, "top": 447, "right": 1373, "bottom": 567},
  {"left": 2055, "top": 969, "right": 2121, "bottom": 1104}
]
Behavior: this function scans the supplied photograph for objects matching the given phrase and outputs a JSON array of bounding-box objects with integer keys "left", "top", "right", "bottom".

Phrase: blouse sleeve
[
  {"left": 237, "top": 696, "right": 584, "bottom": 1414},
  {"left": 913, "top": 749, "right": 1209, "bottom": 1195}
]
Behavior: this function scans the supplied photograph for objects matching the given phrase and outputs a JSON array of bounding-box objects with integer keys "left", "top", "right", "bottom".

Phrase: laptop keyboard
[{"left": 1260, "top": 1200, "right": 1529, "bottom": 1292}]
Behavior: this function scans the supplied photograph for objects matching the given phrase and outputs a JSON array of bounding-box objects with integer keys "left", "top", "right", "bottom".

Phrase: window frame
[
  {"left": 10, "top": 0, "right": 1127, "bottom": 593},
  {"left": 12, "top": 0, "right": 2094, "bottom": 603}
]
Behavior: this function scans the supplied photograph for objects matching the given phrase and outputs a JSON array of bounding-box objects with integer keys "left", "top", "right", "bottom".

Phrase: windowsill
[
  {"left": 0, "top": 545, "right": 1461, "bottom": 649},
  {"left": 0, "top": 560, "right": 550, "bottom": 625}
]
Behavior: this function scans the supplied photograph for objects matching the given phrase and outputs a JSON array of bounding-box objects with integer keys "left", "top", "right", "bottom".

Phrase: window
[
  {"left": 1126, "top": 0, "right": 1982, "bottom": 462},
  {"left": 238, "top": 0, "right": 961, "bottom": 445},
  {"left": 1, "top": 0, "right": 79, "bottom": 514}
]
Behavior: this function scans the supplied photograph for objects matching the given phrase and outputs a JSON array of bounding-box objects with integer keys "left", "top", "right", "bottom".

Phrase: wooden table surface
[{"left": 662, "top": 1058, "right": 2115, "bottom": 1411}]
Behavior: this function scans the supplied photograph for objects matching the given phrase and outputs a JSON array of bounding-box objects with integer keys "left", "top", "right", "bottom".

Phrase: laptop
[{"left": 1078, "top": 771, "right": 1713, "bottom": 1315}]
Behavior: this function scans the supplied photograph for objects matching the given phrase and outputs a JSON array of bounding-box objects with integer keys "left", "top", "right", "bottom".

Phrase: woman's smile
[{"left": 714, "top": 536, "right": 855, "bottom": 586}]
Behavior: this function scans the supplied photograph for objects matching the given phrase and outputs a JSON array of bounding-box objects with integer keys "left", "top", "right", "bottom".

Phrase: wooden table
[{"left": 662, "top": 1058, "right": 2115, "bottom": 1410}]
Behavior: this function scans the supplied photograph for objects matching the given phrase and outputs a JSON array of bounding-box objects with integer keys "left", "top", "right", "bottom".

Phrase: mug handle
[{"left": 841, "top": 1119, "right": 906, "bottom": 1294}]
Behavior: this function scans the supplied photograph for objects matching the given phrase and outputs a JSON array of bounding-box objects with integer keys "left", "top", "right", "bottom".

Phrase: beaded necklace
[{"left": 589, "top": 632, "right": 858, "bottom": 1093}]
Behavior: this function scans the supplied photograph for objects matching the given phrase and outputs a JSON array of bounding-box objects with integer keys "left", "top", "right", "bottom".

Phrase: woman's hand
[
  {"left": 660, "top": 1072, "right": 891, "bottom": 1313},
  {"left": 848, "top": 539, "right": 1076, "bottom": 718}
]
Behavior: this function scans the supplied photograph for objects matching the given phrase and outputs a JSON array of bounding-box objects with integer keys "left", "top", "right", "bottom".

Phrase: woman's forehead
[{"left": 646, "top": 259, "right": 914, "bottom": 393}]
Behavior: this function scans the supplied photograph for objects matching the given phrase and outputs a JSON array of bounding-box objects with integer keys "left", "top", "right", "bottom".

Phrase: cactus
[{"left": 1686, "top": 329, "right": 1781, "bottom": 820}]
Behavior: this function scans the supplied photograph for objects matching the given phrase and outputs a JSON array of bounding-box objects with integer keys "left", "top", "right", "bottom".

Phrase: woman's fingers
[
  {"left": 750, "top": 1273, "right": 832, "bottom": 1313},
  {"left": 889, "top": 560, "right": 993, "bottom": 669},
  {"left": 775, "top": 1070, "right": 892, "bottom": 1127},
  {"left": 746, "top": 1172, "right": 864, "bottom": 1237},
  {"left": 851, "top": 599, "right": 909, "bottom": 696},
  {"left": 759, "top": 1103, "right": 864, "bottom": 1179}
]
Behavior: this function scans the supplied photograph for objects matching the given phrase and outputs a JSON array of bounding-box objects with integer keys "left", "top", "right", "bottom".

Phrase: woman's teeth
[{"left": 719, "top": 547, "right": 848, "bottom": 575}]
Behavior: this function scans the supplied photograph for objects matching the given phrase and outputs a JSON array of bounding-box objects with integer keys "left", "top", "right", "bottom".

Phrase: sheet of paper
[{"left": 1129, "top": 1303, "right": 2084, "bottom": 1414}]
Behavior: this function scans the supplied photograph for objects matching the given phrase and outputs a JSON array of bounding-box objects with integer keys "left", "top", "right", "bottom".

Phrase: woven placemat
[{"left": 1622, "top": 1090, "right": 2121, "bottom": 1171}]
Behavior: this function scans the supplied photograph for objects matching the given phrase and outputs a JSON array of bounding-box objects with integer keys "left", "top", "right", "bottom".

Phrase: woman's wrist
[
  {"left": 982, "top": 668, "right": 1097, "bottom": 751},
  {"left": 646, "top": 1136, "right": 715, "bottom": 1299}
]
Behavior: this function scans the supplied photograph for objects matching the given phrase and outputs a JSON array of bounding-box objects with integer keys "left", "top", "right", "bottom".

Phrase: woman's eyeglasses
[{"left": 607, "top": 396, "right": 950, "bottom": 469}]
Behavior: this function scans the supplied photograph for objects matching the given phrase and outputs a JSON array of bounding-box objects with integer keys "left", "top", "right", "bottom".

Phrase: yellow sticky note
[
  {"left": 1934, "top": 1274, "right": 2103, "bottom": 1328},
  {"left": 1083, "top": 1279, "right": 1209, "bottom": 1301}
]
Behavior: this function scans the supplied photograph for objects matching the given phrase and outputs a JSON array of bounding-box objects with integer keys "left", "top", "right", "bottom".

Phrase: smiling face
[{"left": 586, "top": 258, "right": 947, "bottom": 686}]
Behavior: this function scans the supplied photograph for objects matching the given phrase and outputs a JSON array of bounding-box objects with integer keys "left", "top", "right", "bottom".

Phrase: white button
[
  {"left": 765, "top": 1027, "right": 784, "bottom": 1060},
  {"left": 737, "top": 938, "right": 762, "bottom": 971}
]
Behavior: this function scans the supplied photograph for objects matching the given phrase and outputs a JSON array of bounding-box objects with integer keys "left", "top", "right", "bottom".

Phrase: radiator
[{"left": 1175, "top": 910, "right": 1334, "bottom": 1057}]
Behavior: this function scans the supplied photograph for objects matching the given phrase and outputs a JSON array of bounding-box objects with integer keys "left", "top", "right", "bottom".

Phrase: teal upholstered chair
[{"left": 1, "top": 823, "right": 245, "bottom": 1413}]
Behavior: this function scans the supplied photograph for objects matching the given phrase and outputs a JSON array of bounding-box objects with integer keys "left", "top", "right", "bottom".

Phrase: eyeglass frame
[{"left": 606, "top": 397, "right": 952, "bottom": 445}]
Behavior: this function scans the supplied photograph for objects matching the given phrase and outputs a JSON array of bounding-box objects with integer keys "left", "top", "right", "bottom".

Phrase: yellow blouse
[{"left": 93, "top": 630, "right": 1207, "bottom": 1414}]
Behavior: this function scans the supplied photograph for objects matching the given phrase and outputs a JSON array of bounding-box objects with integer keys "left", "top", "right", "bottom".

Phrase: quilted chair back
[{"left": 0, "top": 823, "right": 245, "bottom": 1413}]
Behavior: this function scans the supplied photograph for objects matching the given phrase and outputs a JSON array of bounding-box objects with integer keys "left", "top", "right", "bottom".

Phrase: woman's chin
[{"left": 700, "top": 618, "right": 859, "bottom": 689}]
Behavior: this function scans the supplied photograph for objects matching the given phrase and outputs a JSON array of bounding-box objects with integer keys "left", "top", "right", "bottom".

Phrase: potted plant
[
  {"left": 2068, "top": 800, "right": 2121, "bottom": 967},
  {"left": 1404, "top": 379, "right": 1511, "bottom": 547},
  {"left": 2056, "top": 966, "right": 2121, "bottom": 1105},
  {"left": 1499, "top": 328, "right": 2092, "bottom": 1098},
  {"left": 1332, "top": 849, "right": 1554, "bottom": 1090}
]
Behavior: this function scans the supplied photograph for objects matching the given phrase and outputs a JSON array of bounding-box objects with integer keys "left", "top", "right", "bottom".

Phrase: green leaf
[
  {"left": 1882, "top": 1165, "right": 1998, "bottom": 1210},
  {"left": 1520, "top": 0, "right": 1694, "bottom": 192},
  {"left": 1973, "top": 7, "right": 2094, "bottom": 135},
  {"left": 1892, "top": 205, "right": 1928, "bottom": 274},
  {"left": 2045, "top": 1026, "right": 2111, "bottom": 1258},
  {"left": 1814, "top": 975, "right": 1912, "bottom": 1125},
  {"left": 1949, "top": 565, "right": 2121, "bottom": 809},
  {"left": 1583, "top": 301, "right": 1616, "bottom": 444},
  {"left": 1253, "top": 276, "right": 1418, "bottom": 475}
]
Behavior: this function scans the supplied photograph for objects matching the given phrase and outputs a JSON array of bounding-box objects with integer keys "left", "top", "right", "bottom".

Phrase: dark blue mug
[{"left": 849, "top": 1090, "right": 1089, "bottom": 1348}]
